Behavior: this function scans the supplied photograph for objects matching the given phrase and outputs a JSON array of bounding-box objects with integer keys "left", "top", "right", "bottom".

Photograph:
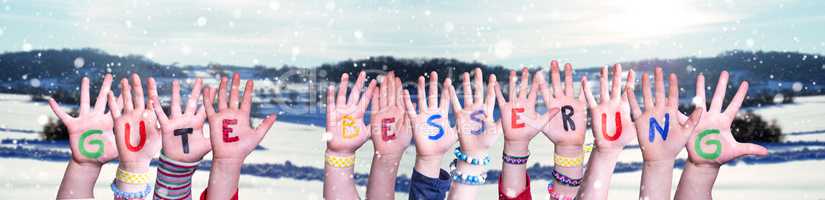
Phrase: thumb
[
  {"left": 255, "top": 114, "right": 277, "bottom": 139},
  {"left": 735, "top": 142, "right": 768, "bottom": 157}
]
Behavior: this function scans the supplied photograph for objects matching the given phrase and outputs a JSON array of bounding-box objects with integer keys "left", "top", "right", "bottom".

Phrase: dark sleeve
[
  {"left": 498, "top": 172, "right": 532, "bottom": 200},
  {"left": 408, "top": 169, "right": 451, "bottom": 200}
]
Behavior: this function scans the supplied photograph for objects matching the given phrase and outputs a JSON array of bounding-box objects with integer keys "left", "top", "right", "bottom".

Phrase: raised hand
[
  {"left": 107, "top": 74, "right": 162, "bottom": 171},
  {"left": 325, "top": 71, "right": 376, "bottom": 155},
  {"left": 448, "top": 68, "right": 500, "bottom": 156},
  {"left": 149, "top": 78, "right": 212, "bottom": 163},
  {"left": 369, "top": 71, "right": 412, "bottom": 156},
  {"left": 685, "top": 71, "right": 768, "bottom": 166},
  {"left": 540, "top": 61, "right": 587, "bottom": 147},
  {"left": 203, "top": 72, "right": 276, "bottom": 162},
  {"left": 49, "top": 75, "right": 118, "bottom": 165},
  {"left": 496, "top": 68, "right": 558, "bottom": 145},
  {"left": 582, "top": 64, "right": 637, "bottom": 150},
  {"left": 402, "top": 71, "right": 458, "bottom": 177}
]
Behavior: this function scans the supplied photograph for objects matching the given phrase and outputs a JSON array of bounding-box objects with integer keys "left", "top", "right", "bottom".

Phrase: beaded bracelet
[
  {"left": 111, "top": 181, "right": 152, "bottom": 199},
  {"left": 448, "top": 159, "right": 487, "bottom": 185},
  {"left": 116, "top": 168, "right": 152, "bottom": 184},
  {"left": 547, "top": 180, "right": 576, "bottom": 200},
  {"left": 502, "top": 152, "right": 529, "bottom": 165},
  {"left": 453, "top": 147, "right": 491, "bottom": 165},
  {"left": 325, "top": 154, "right": 355, "bottom": 168},
  {"left": 551, "top": 168, "right": 582, "bottom": 187},
  {"left": 553, "top": 154, "right": 583, "bottom": 167}
]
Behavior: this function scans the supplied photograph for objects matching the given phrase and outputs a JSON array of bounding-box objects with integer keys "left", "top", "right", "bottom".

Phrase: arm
[
  {"left": 366, "top": 72, "right": 412, "bottom": 199},
  {"left": 674, "top": 72, "right": 768, "bottom": 200},
  {"left": 323, "top": 71, "right": 377, "bottom": 199},
  {"left": 446, "top": 68, "right": 501, "bottom": 200},
  {"left": 52, "top": 75, "right": 119, "bottom": 199},
  {"left": 203, "top": 73, "right": 277, "bottom": 199},
  {"left": 576, "top": 65, "right": 638, "bottom": 199}
]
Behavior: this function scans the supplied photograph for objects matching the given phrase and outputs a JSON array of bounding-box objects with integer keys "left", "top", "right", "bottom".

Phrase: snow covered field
[{"left": 2, "top": 93, "right": 825, "bottom": 199}]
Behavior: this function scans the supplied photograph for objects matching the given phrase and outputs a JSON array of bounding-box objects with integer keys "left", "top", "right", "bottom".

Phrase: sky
[{"left": 1, "top": 0, "right": 824, "bottom": 68}]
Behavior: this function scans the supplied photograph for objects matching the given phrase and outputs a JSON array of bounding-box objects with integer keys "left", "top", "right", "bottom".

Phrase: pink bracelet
[{"left": 547, "top": 180, "right": 576, "bottom": 200}]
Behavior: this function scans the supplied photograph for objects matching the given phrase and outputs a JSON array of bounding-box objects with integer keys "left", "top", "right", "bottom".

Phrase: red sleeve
[
  {"left": 200, "top": 188, "right": 238, "bottom": 200},
  {"left": 498, "top": 172, "right": 532, "bottom": 200}
]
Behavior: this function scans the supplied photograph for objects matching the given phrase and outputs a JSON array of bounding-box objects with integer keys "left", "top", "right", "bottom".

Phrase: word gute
[
  {"left": 79, "top": 129, "right": 105, "bottom": 159},
  {"left": 341, "top": 115, "right": 360, "bottom": 139},
  {"left": 426, "top": 114, "right": 445, "bottom": 140},
  {"left": 124, "top": 121, "right": 147, "bottom": 152},
  {"left": 381, "top": 118, "right": 396, "bottom": 141},
  {"left": 511, "top": 108, "right": 525, "bottom": 129},
  {"left": 601, "top": 112, "right": 622, "bottom": 141},
  {"left": 648, "top": 113, "right": 670, "bottom": 143},
  {"left": 223, "top": 119, "right": 239, "bottom": 143},
  {"left": 695, "top": 129, "right": 722, "bottom": 160},
  {"left": 561, "top": 105, "right": 575, "bottom": 131},
  {"left": 470, "top": 110, "right": 485, "bottom": 135},
  {"left": 174, "top": 128, "right": 194, "bottom": 153}
]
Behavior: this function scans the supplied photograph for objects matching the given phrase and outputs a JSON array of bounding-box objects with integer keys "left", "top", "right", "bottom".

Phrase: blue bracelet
[
  {"left": 551, "top": 168, "right": 582, "bottom": 187},
  {"left": 448, "top": 159, "right": 487, "bottom": 185},
  {"left": 453, "top": 147, "right": 491, "bottom": 165},
  {"left": 110, "top": 180, "right": 152, "bottom": 199}
]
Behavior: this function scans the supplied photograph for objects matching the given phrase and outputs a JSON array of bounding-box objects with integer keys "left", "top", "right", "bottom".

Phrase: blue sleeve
[{"left": 408, "top": 169, "right": 451, "bottom": 200}]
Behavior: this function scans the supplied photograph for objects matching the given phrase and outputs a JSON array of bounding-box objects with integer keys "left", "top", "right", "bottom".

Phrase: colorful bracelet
[
  {"left": 551, "top": 168, "right": 582, "bottom": 187},
  {"left": 116, "top": 168, "right": 152, "bottom": 185},
  {"left": 448, "top": 159, "right": 487, "bottom": 185},
  {"left": 111, "top": 181, "right": 152, "bottom": 199},
  {"left": 547, "top": 180, "right": 576, "bottom": 200},
  {"left": 155, "top": 154, "right": 199, "bottom": 200},
  {"left": 453, "top": 147, "right": 491, "bottom": 165},
  {"left": 553, "top": 154, "right": 583, "bottom": 167},
  {"left": 325, "top": 154, "right": 355, "bottom": 168},
  {"left": 502, "top": 152, "right": 529, "bottom": 165}
]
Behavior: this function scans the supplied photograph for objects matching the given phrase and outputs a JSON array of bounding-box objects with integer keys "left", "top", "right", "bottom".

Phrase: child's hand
[
  {"left": 496, "top": 68, "right": 558, "bottom": 144},
  {"left": 149, "top": 78, "right": 212, "bottom": 163},
  {"left": 448, "top": 68, "right": 500, "bottom": 155},
  {"left": 685, "top": 72, "right": 768, "bottom": 167},
  {"left": 627, "top": 68, "right": 702, "bottom": 161},
  {"left": 203, "top": 73, "right": 276, "bottom": 163},
  {"left": 540, "top": 61, "right": 588, "bottom": 147},
  {"left": 369, "top": 71, "right": 412, "bottom": 156},
  {"left": 402, "top": 71, "right": 458, "bottom": 169},
  {"left": 326, "top": 71, "right": 376, "bottom": 155},
  {"left": 582, "top": 65, "right": 637, "bottom": 150},
  {"left": 108, "top": 74, "right": 162, "bottom": 170},
  {"left": 48, "top": 75, "right": 118, "bottom": 165}
]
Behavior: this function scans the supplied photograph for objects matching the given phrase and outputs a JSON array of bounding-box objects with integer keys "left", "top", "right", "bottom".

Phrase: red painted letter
[
  {"left": 223, "top": 119, "right": 239, "bottom": 143},
  {"left": 381, "top": 118, "right": 396, "bottom": 141},
  {"left": 125, "top": 121, "right": 147, "bottom": 152},
  {"left": 601, "top": 112, "right": 622, "bottom": 141},
  {"left": 511, "top": 108, "right": 525, "bottom": 128}
]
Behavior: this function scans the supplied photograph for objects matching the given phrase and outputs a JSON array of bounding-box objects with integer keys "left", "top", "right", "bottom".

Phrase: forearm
[
  {"left": 154, "top": 154, "right": 199, "bottom": 199},
  {"left": 57, "top": 161, "right": 103, "bottom": 199},
  {"left": 447, "top": 160, "right": 485, "bottom": 200},
  {"left": 323, "top": 151, "right": 359, "bottom": 200},
  {"left": 639, "top": 159, "right": 676, "bottom": 200},
  {"left": 206, "top": 159, "right": 242, "bottom": 199},
  {"left": 552, "top": 145, "right": 584, "bottom": 195},
  {"left": 674, "top": 161, "right": 720, "bottom": 200},
  {"left": 577, "top": 148, "right": 622, "bottom": 200},
  {"left": 500, "top": 141, "right": 530, "bottom": 198},
  {"left": 366, "top": 153, "right": 403, "bottom": 199}
]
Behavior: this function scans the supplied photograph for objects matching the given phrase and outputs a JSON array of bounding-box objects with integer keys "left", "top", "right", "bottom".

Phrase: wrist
[
  {"left": 644, "top": 159, "right": 676, "bottom": 169},
  {"left": 118, "top": 161, "right": 151, "bottom": 173},
  {"left": 69, "top": 160, "right": 104, "bottom": 171},
  {"left": 414, "top": 154, "right": 443, "bottom": 178},
  {"left": 554, "top": 145, "right": 584, "bottom": 157},
  {"left": 326, "top": 149, "right": 356, "bottom": 157},
  {"left": 504, "top": 141, "right": 530, "bottom": 156}
]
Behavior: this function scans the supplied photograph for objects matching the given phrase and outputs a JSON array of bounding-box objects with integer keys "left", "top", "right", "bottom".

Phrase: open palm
[
  {"left": 48, "top": 75, "right": 118, "bottom": 164},
  {"left": 582, "top": 65, "right": 637, "bottom": 150},
  {"left": 403, "top": 71, "right": 458, "bottom": 158},
  {"left": 497, "top": 68, "right": 557, "bottom": 143},
  {"left": 448, "top": 68, "right": 500, "bottom": 155},
  {"left": 108, "top": 74, "right": 162, "bottom": 167},
  {"left": 326, "top": 71, "right": 376, "bottom": 155},
  {"left": 370, "top": 71, "right": 412, "bottom": 156},
  {"left": 540, "top": 61, "right": 587, "bottom": 147},
  {"left": 150, "top": 78, "right": 212, "bottom": 163}
]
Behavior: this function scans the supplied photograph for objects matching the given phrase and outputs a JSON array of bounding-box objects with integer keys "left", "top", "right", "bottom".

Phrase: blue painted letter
[
  {"left": 648, "top": 113, "right": 670, "bottom": 143},
  {"left": 427, "top": 114, "right": 445, "bottom": 140}
]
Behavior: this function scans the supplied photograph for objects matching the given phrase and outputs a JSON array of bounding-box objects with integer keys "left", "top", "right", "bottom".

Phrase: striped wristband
[
  {"left": 502, "top": 153, "right": 529, "bottom": 165},
  {"left": 154, "top": 154, "right": 200, "bottom": 200}
]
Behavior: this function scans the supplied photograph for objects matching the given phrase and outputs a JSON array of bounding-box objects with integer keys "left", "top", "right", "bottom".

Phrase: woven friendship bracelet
[
  {"left": 551, "top": 168, "right": 582, "bottom": 187},
  {"left": 547, "top": 181, "right": 576, "bottom": 200},
  {"left": 453, "top": 147, "right": 491, "bottom": 166},
  {"left": 502, "top": 153, "right": 529, "bottom": 165},
  {"left": 111, "top": 181, "right": 152, "bottom": 199},
  {"left": 448, "top": 159, "right": 487, "bottom": 185},
  {"left": 554, "top": 154, "right": 583, "bottom": 167},
  {"left": 116, "top": 168, "right": 152, "bottom": 185},
  {"left": 325, "top": 154, "right": 355, "bottom": 168},
  {"left": 155, "top": 154, "right": 200, "bottom": 200}
]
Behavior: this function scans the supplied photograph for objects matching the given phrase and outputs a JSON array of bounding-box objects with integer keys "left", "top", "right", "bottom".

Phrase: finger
[
  {"left": 527, "top": 72, "right": 540, "bottom": 108},
  {"left": 229, "top": 72, "right": 241, "bottom": 109},
  {"left": 184, "top": 78, "right": 204, "bottom": 115},
  {"left": 538, "top": 72, "right": 553, "bottom": 106},
  {"left": 486, "top": 74, "right": 497, "bottom": 112},
  {"left": 171, "top": 79, "right": 182, "bottom": 116},
  {"left": 599, "top": 66, "right": 609, "bottom": 103},
  {"left": 147, "top": 77, "right": 160, "bottom": 112},
  {"left": 337, "top": 73, "right": 349, "bottom": 106},
  {"left": 626, "top": 87, "right": 642, "bottom": 120},
  {"left": 709, "top": 71, "right": 730, "bottom": 112},
  {"left": 611, "top": 64, "right": 622, "bottom": 100},
  {"left": 447, "top": 81, "right": 462, "bottom": 113},
  {"left": 394, "top": 78, "right": 404, "bottom": 108},
  {"left": 694, "top": 73, "right": 706, "bottom": 109},
  {"left": 736, "top": 143, "right": 769, "bottom": 157},
  {"left": 402, "top": 90, "right": 419, "bottom": 118},
  {"left": 240, "top": 80, "right": 254, "bottom": 112},
  {"left": 48, "top": 98, "right": 72, "bottom": 121},
  {"left": 203, "top": 86, "right": 216, "bottom": 116},
  {"left": 550, "top": 60, "right": 563, "bottom": 98},
  {"left": 473, "top": 68, "right": 484, "bottom": 104},
  {"left": 417, "top": 76, "right": 428, "bottom": 110},
  {"left": 641, "top": 72, "right": 653, "bottom": 110},
  {"left": 79, "top": 77, "right": 91, "bottom": 114},
  {"left": 429, "top": 71, "right": 439, "bottom": 109},
  {"left": 683, "top": 105, "right": 704, "bottom": 128},
  {"left": 358, "top": 80, "right": 377, "bottom": 112},
  {"left": 495, "top": 82, "right": 507, "bottom": 106},
  {"left": 724, "top": 81, "right": 749, "bottom": 117},
  {"left": 462, "top": 72, "right": 473, "bottom": 106},
  {"left": 131, "top": 73, "right": 145, "bottom": 110},
  {"left": 107, "top": 92, "right": 122, "bottom": 118},
  {"left": 519, "top": 68, "right": 529, "bottom": 101},
  {"left": 508, "top": 70, "right": 517, "bottom": 102},
  {"left": 582, "top": 76, "right": 597, "bottom": 108},
  {"left": 388, "top": 72, "right": 397, "bottom": 108},
  {"left": 217, "top": 76, "right": 228, "bottom": 111},
  {"left": 379, "top": 75, "right": 388, "bottom": 107},
  {"left": 121, "top": 78, "right": 134, "bottom": 112},
  {"left": 654, "top": 68, "right": 665, "bottom": 107},
  {"left": 194, "top": 105, "right": 206, "bottom": 124},
  {"left": 440, "top": 78, "right": 451, "bottom": 113},
  {"left": 326, "top": 85, "right": 336, "bottom": 115},
  {"left": 255, "top": 114, "right": 277, "bottom": 139},
  {"left": 93, "top": 74, "right": 113, "bottom": 114},
  {"left": 564, "top": 63, "right": 574, "bottom": 97},
  {"left": 667, "top": 73, "right": 679, "bottom": 107},
  {"left": 371, "top": 88, "right": 381, "bottom": 113},
  {"left": 152, "top": 96, "right": 169, "bottom": 126},
  {"left": 349, "top": 71, "right": 367, "bottom": 107}
]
